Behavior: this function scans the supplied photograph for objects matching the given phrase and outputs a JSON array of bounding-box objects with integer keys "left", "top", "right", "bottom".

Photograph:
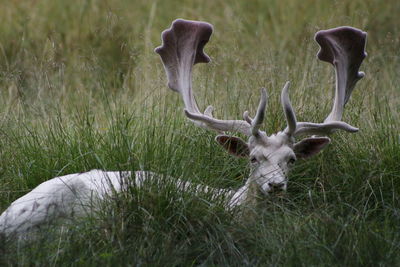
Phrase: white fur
[
  {"left": 0, "top": 166, "right": 290, "bottom": 235},
  {"left": 0, "top": 170, "right": 240, "bottom": 235},
  {"left": 1, "top": 170, "right": 138, "bottom": 234}
]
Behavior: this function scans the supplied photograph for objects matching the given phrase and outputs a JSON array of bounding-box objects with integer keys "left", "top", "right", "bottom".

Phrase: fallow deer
[{"left": 0, "top": 19, "right": 367, "bottom": 235}]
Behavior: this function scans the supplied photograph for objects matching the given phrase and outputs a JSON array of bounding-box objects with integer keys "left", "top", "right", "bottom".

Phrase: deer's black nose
[{"left": 268, "top": 182, "right": 285, "bottom": 192}]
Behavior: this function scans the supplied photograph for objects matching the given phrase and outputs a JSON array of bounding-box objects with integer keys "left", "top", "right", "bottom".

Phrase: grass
[{"left": 0, "top": 0, "right": 399, "bottom": 265}]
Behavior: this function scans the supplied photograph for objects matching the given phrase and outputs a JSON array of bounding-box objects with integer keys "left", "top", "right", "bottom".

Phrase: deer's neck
[
  {"left": 227, "top": 179, "right": 264, "bottom": 208},
  {"left": 136, "top": 171, "right": 263, "bottom": 210}
]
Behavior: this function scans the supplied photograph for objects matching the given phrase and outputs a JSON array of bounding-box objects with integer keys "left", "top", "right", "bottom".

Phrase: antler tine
[
  {"left": 251, "top": 88, "right": 268, "bottom": 136},
  {"left": 281, "top": 82, "right": 297, "bottom": 136},
  {"left": 293, "top": 26, "right": 367, "bottom": 137},
  {"left": 155, "top": 19, "right": 253, "bottom": 136},
  {"left": 185, "top": 88, "right": 268, "bottom": 137}
]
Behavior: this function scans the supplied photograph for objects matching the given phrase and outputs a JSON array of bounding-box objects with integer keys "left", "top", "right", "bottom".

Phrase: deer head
[{"left": 155, "top": 19, "right": 367, "bottom": 197}]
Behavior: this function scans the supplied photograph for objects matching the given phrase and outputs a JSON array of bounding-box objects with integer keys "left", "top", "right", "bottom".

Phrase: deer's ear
[
  {"left": 215, "top": 135, "right": 250, "bottom": 158},
  {"left": 293, "top": 137, "right": 331, "bottom": 159}
]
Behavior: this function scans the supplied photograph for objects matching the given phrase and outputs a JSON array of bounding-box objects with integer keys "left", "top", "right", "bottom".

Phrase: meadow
[{"left": 0, "top": 0, "right": 399, "bottom": 265}]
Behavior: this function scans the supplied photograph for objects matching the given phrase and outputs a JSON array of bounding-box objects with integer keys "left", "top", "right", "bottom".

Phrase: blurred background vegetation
[{"left": 0, "top": 0, "right": 399, "bottom": 265}]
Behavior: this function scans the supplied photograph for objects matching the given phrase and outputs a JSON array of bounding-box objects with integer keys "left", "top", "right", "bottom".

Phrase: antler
[
  {"left": 155, "top": 19, "right": 266, "bottom": 137},
  {"left": 283, "top": 26, "right": 367, "bottom": 137}
]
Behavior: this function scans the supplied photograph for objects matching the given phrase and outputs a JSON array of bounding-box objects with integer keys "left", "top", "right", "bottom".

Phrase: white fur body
[
  {"left": 0, "top": 170, "right": 130, "bottom": 234},
  {"left": 0, "top": 170, "right": 247, "bottom": 235}
]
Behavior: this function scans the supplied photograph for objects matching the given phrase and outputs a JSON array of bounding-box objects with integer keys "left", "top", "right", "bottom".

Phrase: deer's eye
[
  {"left": 288, "top": 157, "right": 296, "bottom": 165},
  {"left": 250, "top": 157, "right": 258, "bottom": 164}
]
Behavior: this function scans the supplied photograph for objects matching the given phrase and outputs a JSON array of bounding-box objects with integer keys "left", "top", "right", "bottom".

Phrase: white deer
[{"left": 0, "top": 19, "right": 367, "bottom": 235}]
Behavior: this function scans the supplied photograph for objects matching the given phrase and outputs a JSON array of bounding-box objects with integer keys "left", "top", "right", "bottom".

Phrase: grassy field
[{"left": 0, "top": 0, "right": 399, "bottom": 265}]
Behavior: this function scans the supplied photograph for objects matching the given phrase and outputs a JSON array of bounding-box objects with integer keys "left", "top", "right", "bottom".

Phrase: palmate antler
[
  {"left": 155, "top": 19, "right": 267, "bottom": 137},
  {"left": 283, "top": 26, "right": 367, "bottom": 137},
  {"left": 156, "top": 20, "right": 367, "bottom": 143}
]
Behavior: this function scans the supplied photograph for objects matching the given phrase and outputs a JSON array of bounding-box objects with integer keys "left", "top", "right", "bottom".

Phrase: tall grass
[{"left": 0, "top": 0, "right": 399, "bottom": 265}]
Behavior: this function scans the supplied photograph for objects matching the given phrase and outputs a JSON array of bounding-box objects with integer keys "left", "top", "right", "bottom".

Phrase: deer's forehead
[
  {"left": 249, "top": 141, "right": 294, "bottom": 159},
  {"left": 249, "top": 133, "right": 292, "bottom": 150}
]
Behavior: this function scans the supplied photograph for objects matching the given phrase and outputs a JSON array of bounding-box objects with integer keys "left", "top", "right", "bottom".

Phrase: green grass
[{"left": 0, "top": 0, "right": 399, "bottom": 265}]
